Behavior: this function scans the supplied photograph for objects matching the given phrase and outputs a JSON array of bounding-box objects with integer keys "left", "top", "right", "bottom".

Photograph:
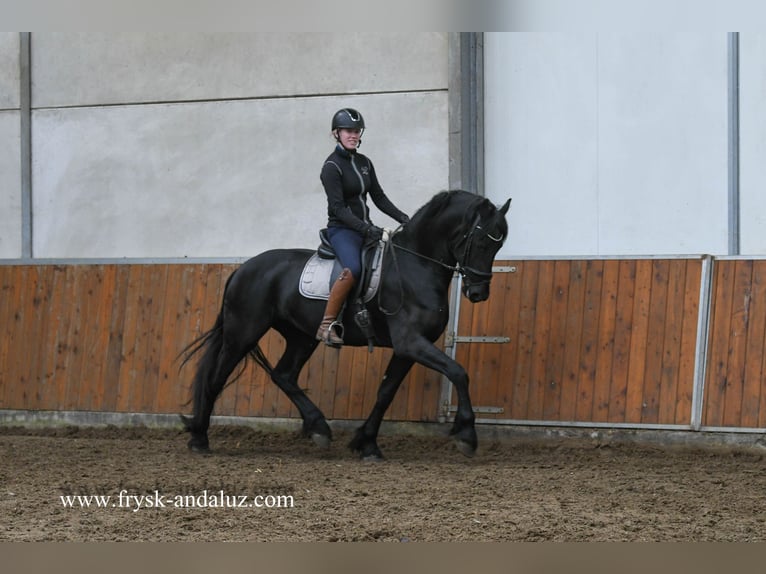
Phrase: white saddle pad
[{"left": 299, "top": 245, "right": 384, "bottom": 303}]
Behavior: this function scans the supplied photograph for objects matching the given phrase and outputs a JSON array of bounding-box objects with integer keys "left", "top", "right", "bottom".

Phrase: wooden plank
[
  {"left": 320, "top": 344, "right": 342, "bottom": 420},
  {"left": 559, "top": 260, "right": 587, "bottom": 422},
  {"left": 755, "top": 262, "right": 766, "bottom": 428},
  {"left": 49, "top": 266, "right": 76, "bottom": 411},
  {"left": 35, "top": 266, "right": 63, "bottom": 410},
  {"left": 495, "top": 262, "right": 523, "bottom": 420},
  {"left": 5, "top": 267, "right": 31, "bottom": 407},
  {"left": 592, "top": 260, "right": 619, "bottom": 422},
  {"left": 154, "top": 264, "right": 188, "bottom": 413},
  {"left": 640, "top": 260, "right": 669, "bottom": 424},
  {"left": 527, "top": 260, "right": 554, "bottom": 419},
  {"left": 466, "top": 295, "right": 492, "bottom": 415},
  {"left": 540, "top": 261, "right": 570, "bottom": 420},
  {"left": 0, "top": 267, "right": 16, "bottom": 408},
  {"left": 511, "top": 261, "right": 539, "bottom": 419},
  {"left": 675, "top": 260, "right": 701, "bottom": 425},
  {"left": 84, "top": 265, "right": 116, "bottom": 412},
  {"left": 574, "top": 260, "right": 604, "bottom": 422},
  {"left": 656, "top": 260, "right": 686, "bottom": 425},
  {"left": 624, "top": 260, "right": 652, "bottom": 423},
  {"left": 481, "top": 271, "right": 514, "bottom": 416},
  {"left": 21, "top": 267, "right": 46, "bottom": 409},
  {"left": 114, "top": 265, "right": 145, "bottom": 412},
  {"left": 608, "top": 260, "right": 636, "bottom": 422},
  {"left": 62, "top": 266, "right": 95, "bottom": 411},
  {"left": 721, "top": 260, "right": 752, "bottom": 427},
  {"left": 704, "top": 260, "right": 735, "bottom": 427},
  {"left": 345, "top": 346, "right": 370, "bottom": 420},
  {"left": 102, "top": 265, "right": 131, "bottom": 412},
  {"left": 135, "top": 265, "right": 168, "bottom": 413},
  {"left": 741, "top": 260, "right": 766, "bottom": 427},
  {"left": 74, "top": 265, "right": 103, "bottom": 410}
]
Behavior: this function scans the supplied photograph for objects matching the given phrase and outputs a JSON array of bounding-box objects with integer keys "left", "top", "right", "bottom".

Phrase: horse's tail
[
  {"left": 178, "top": 271, "right": 275, "bottom": 433},
  {"left": 178, "top": 307, "right": 226, "bottom": 433}
]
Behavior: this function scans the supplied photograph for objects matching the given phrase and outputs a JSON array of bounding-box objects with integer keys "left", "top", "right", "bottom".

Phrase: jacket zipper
[{"left": 350, "top": 155, "right": 369, "bottom": 224}]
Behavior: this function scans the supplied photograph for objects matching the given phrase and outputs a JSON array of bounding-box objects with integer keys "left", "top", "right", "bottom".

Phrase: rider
[{"left": 316, "top": 108, "right": 410, "bottom": 346}]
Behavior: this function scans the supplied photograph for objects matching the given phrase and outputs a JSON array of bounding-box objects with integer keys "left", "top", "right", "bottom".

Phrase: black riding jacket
[{"left": 320, "top": 145, "right": 408, "bottom": 234}]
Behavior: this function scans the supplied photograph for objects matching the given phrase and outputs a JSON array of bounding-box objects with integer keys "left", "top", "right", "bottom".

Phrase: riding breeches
[{"left": 325, "top": 226, "right": 363, "bottom": 280}]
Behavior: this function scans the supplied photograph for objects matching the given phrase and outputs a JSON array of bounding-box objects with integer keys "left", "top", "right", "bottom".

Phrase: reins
[{"left": 377, "top": 214, "right": 503, "bottom": 316}]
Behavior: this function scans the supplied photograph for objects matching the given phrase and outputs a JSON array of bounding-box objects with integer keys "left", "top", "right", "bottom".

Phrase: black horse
[{"left": 180, "top": 189, "right": 510, "bottom": 459}]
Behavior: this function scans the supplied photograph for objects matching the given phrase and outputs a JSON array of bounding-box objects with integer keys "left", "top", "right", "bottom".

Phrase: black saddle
[
  {"left": 316, "top": 229, "right": 382, "bottom": 289},
  {"left": 317, "top": 229, "right": 337, "bottom": 260}
]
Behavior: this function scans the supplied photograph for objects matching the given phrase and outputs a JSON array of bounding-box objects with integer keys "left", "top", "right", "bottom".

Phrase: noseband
[
  {"left": 380, "top": 212, "right": 504, "bottom": 315},
  {"left": 452, "top": 213, "right": 504, "bottom": 289}
]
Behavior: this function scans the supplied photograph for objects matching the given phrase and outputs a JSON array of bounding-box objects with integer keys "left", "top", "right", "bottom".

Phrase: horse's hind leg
[
  {"left": 270, "top": 329, "right": 331, "bottom": 447},
  {"left": 187, "top": 339, "right": 252, "bottom": 452},
  {"left": 349, "top": 355, "right": 414, "bottom": 460}
]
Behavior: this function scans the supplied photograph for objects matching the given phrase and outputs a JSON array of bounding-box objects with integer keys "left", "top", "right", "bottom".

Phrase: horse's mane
[
  {"left": 409, "top": 190, "right": 505, "bottom": 238},
  {"left": 410, "top": 190, "right": 482, "bottom": 224}
]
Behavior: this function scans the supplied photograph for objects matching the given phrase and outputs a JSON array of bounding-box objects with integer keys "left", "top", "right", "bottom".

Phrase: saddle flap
[
  {"left": 300, "top": 241, "right": 385, "bottom": 303},
  {"left": 316, "top": 229, "right": 336, "bottom": 259}
]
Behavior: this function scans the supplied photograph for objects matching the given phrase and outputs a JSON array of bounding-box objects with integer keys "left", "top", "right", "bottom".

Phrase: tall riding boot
[{"left": 316, "top": 268, "right": 356, "bottom": 346}]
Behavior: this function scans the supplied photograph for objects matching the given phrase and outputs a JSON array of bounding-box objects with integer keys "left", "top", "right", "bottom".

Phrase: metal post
[
  {"left": 20, "top": 32, "right": 32, "bottom": 260},
  {"left": 448, "top": 33, "right": 484, "bottom": 195},
  {"left": 440, "top": 33, "right": 485, "bottom": 422},
  {"left": 728, "top": 32, "right": 740, "bottom": 256}
]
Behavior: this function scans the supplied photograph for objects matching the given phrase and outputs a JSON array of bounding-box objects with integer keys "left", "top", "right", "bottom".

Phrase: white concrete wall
[
  {"left": 31, "top": 33, "right": 446, "bottom": 107},
  {"left": 485, "top": 33, "right": 732, "bottom": 258},
  {"left": 740, "top": 33, "right": 766, "bottom": 254},
  {"left": 32, "top": 92, "right": 446, "bottom": 258},
  {"left": 0, "top": 33, "right": 18, "bottom": 109},
  {"left": 26, "top": 33, "right": 448, "bottom": 258},
  {"left": 0, "top": 33, "right": 20, "bottom": 258}
]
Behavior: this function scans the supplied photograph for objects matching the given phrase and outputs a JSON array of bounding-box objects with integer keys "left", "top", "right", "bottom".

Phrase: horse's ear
[{"left": 498, "top": 198, "right": 511, "bottom": 215}]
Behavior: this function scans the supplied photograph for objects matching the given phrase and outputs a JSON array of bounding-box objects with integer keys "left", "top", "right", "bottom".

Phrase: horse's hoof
[
  {"left": 188, "top": 440, "right": 210, "bottom": 454},
  {"left": 361, "top": 453, "right": 385, "bottom": 462},
  {"left": 454, "top": 439, "right": 476, "bottom": 458},
  {"left": 311, "top": 433, "right": 332, "bottom": 449}
]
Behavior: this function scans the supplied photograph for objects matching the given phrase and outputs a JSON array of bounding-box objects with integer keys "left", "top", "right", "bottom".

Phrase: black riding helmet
[{"left": 331, "top": 108, "right": 365, "bottom": 131}]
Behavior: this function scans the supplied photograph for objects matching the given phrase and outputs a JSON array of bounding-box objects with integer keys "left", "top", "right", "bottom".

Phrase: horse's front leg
[
  {"left": 393, "top": 335, "right": 477, "bottom": 457},
  {"left": 349, "top": 355, "right": 414, "bottom": 460}
]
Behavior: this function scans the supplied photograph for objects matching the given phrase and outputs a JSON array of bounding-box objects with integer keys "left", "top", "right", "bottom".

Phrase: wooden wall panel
[
  {"left": 453, "top": 259, "right": 702, "bottom": 426},
  {"left": 0, "top": 263, "right": 440, "bottom": 423},
  {"left": 704, "top": 260, "right": 766, "bottom": 429},
  {"left": 9, "top": 257, "right": 766, "bottom": 431}
]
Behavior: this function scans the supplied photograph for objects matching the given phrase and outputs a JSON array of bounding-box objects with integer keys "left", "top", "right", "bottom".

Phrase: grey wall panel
[
  {"left": 32, "top": 92, "right": 447, "bottom": 258},
  {"left": 486, "top": 33, "right": 729, "bottom": 258},
  {"left": 0, "top": 111, "right": 21, "bottom": 258},
  {"left": 485, "top": 33, "right": 600, "bottom": 257},
  {"left": 31, "top": 33, "right": 448, "bottom": 108},
  {"left": 596, "top": 33, "right": 728, "bottom": 256},
  {"left": 0, "top": 33, "right": 19, "bottom": 110},
  {"left": 740, "top": 33, "right": 766, "bottom": 255}
]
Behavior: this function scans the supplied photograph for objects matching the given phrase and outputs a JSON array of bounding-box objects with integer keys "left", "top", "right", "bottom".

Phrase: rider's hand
[{"left": 365, "top": 225, "right": 384, "bottom": 242}]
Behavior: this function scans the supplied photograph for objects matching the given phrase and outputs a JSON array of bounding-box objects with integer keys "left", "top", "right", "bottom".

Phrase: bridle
[
  {"left": 452, "top": 213, "right": 505, "bottom": 289},
  {"left": 379, "top": 213, "right": 504, "bottom": 315}
]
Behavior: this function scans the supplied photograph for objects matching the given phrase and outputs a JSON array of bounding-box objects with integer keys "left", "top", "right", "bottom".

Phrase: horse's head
[{"left": 453, "top": 196, "right": 511, "bottom": 303}]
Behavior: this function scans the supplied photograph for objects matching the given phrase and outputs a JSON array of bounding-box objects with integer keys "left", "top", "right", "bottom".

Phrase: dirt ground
[{"left": 2, "top": 423, "right": 766, "bottom": 542}]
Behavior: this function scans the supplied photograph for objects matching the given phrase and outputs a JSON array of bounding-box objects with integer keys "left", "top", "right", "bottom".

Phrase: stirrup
[{"left": 317, "top": 320, "right": 345, "bottom": 347}]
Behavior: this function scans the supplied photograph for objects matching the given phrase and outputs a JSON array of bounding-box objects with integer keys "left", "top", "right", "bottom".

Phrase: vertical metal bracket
[{"left": 691, "top": 255, "right": 714, "bottom": 430}]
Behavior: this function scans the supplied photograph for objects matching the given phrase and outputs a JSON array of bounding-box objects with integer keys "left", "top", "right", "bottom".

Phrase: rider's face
[{"left": 335, "top": 128, "right": 361, "bottom": 151}]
